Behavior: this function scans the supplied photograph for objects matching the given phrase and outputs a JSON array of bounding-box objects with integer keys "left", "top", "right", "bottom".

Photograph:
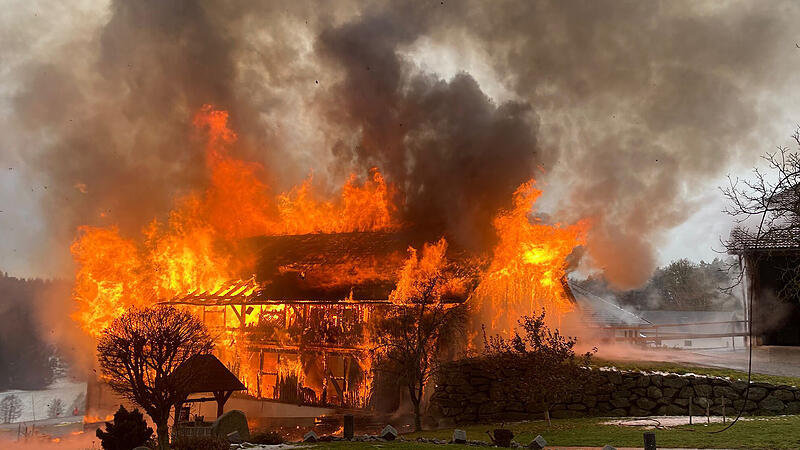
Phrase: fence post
[
  {"left": 722, "top": 397, "right": 726, "bottom": 423},
  {"left": 643, "top": 431, "right": 656, "bottom": 450}
]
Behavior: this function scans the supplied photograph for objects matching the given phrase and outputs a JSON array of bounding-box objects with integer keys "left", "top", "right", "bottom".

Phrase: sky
[{"left": 2, "top": 0, "right": 800, "bottom": 286}]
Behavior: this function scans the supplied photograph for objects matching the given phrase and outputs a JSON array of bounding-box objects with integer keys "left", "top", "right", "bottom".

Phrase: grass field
[
  {"left": 592, "top": 358, "right": 800, "bottom": 386},
  {"left": 307, "top": 415, "right": 800, "bottom": 449}
]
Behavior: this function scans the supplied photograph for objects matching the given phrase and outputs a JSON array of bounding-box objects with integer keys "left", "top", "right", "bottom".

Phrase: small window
[{"left": 684, "top": 340, "right": 692, "bottom": 347}]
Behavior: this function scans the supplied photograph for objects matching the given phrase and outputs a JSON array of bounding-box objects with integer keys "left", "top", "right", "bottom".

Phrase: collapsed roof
[
  {"left": 168, "top": 231, "right": 485, "bottom": 305},
  {"left": 248, "top": 231, "right": 483, "bottom": 302}
]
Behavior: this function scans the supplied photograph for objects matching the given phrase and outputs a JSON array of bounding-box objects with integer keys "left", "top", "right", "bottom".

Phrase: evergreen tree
[
  {"left": 96, "top": 405, "right": 153, "bottom": 450},
  {"left": 0, "top": 394, "right": 23, "bottom": 423}
]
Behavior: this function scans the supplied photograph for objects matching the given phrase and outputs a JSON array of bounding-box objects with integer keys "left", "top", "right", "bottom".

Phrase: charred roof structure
[{"left": 248, "top": 231, "right": 482, "bottom": 302}]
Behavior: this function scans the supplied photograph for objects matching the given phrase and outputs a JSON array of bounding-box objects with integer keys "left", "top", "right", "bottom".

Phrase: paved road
[
  {"left": 673, "top": 346, "right": 800, "bottom": 378},
  {"left": 603, "top": 345, "right": 800, "bottom": 378}
]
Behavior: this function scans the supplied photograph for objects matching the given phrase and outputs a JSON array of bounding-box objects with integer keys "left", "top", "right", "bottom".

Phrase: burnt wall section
[{"left": 431, "top": 359, "right": 800, "bottom": 423}]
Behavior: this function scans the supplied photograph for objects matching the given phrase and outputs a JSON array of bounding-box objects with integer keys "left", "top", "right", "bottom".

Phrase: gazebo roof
[{"left": 170, "top": 354, "right": 246, "bottom": 394}]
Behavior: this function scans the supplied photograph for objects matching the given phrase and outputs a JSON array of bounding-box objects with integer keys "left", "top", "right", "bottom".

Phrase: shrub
[
  {"left": 47, "top": 398, "right": 65, "bottom": 418},
  {"left": 483, "top": 310, "right": 596, "bottom": 425},
  {"left": 95, "top": 405, "right": 153, "bottom": 450},
  {"left": 250, "top": 431, "right": 284, "bottom": 444},
  {"left": 170, "top": 436, "right": 229, "bottom": 450}
]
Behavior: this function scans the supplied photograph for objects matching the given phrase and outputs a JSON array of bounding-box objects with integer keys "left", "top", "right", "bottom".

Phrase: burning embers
[{"left": 70, "top": 105, "right": 587, "bottom": 404}]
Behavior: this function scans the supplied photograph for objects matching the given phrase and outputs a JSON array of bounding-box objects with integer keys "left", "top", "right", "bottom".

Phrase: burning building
[{"left": 159, "top": 231, "right": 480, "bottom": 407}]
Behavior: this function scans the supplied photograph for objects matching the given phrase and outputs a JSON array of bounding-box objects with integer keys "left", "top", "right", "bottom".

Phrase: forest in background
[
  {"left": 576, "top": 258, "right": 742, "bottom": 312},
  {"left": 0, "top": 273, "right": 71, "bottom": 391}
]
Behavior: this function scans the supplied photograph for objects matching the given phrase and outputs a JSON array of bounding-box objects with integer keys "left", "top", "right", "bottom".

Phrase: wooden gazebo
[{"left": 170, "top": 354, "right": 247, "bottom": 422}]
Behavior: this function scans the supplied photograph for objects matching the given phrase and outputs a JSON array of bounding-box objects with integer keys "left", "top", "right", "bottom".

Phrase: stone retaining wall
[{"left": 430, "top": 358, "right": 800, "bottom": 423}]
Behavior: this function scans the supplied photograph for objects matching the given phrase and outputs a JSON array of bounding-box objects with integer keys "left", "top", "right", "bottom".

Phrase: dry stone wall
[{"left": 431, "top": 358, "right": 800, "bottom": 423}]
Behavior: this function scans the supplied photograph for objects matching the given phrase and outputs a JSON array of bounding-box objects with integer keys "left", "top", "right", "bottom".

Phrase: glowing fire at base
[{"left": 70, "top": 105, "right": 588, "bottom": 403}]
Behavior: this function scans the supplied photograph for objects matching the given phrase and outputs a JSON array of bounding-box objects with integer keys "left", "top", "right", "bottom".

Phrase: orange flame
[
  {"left": 71, "top": 105, "right": 588, "bottom": 402},
  {"left": 472, "top": 180, "right": 588, "bottom": 334},
  {"left": 84, "top": 414, "right": 114, "bottom": 423},
  {"left": 389, "top": 238, "right": 466, "bottom": 305},
  {"left": 71, "top": 105, "right": 400, "bottom": 341}
]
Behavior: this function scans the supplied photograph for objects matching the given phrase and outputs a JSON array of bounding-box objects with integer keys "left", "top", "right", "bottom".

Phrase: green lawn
[
  {"left": 309, "top": 443, "right": 470, "bottom": 449},
  {"left": 308, "top": 416, "right": 800, "bottom": 449},
  {"left": 592, "top": 358, "right": 800, "bottom": 387}
]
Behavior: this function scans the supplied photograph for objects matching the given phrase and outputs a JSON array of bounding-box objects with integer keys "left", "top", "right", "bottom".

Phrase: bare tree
[
  {"left": 722, "top": 133, "right": 800, "bottom": 297},
  {"left": 372, "top": 239, "right": 467, "bottom": 432},
  {"left": 0, "top": 394, "right": 23, "bottom": 423},
  {"left": 97, "top": 306, "right": 214, "bottom": 450},
  {"left": 723, "top": 134, "right": 800, "bottom": 240},
  {"left": 47, "top": 398, "right": 65, "bottom": 418}
]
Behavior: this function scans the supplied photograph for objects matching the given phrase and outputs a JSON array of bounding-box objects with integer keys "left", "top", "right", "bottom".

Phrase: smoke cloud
[
  {"left": 315, "top": 4, "right": 543, "bottom": 250},
  {"left": 3, "top": 0, "right": 800, "bottom": 286}
]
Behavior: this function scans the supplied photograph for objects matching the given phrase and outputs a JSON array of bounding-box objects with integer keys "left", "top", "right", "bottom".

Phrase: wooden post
[
  {"left": 213, "top": 391, "right": 232, "bottom": 418},
  {"left": 689, "top": 395, "right": 693, "bottom": 425},
  {"left": 173, "top": 397, "right": 186, "bottom": 429},
  {"left": 342, "top": 357, "right": 350, "bottom": 394},
  {"left": 257, "top": 350, "right": 264, "bottom": 399},
  {"left": 343, "top": 414, "right": 354, "bottom": 439},
  {"left": 722, "top": 397, "right": 726, "bottom": 423},
  {"left": 706, "top": 400, "right": 710, "bottom": 424},
  {"left": 643, "top": 431, "right": 656, "bottom": 450}
]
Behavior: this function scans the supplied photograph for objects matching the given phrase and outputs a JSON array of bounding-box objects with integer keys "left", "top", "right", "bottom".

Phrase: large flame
[
  {"left": 71, "top": 105, "right": 399, "bottom": 337},
  {"left": 472, "top": 180, "right": 588, "bottom": 334},
  {"left": 71, "top": 106, "right": 588, "bottom": 402},
  {"left": 389, "top": 238, "right": 466, "bottom": 305}
]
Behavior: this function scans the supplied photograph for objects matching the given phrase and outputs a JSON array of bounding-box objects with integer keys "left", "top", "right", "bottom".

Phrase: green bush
[
  {"left": 95, "top": 405, "right": 153, "bottom": 450},
  {"left": 250, "top": 431, "right": 284, "bottom": 444},
  {"left": 170, "top": 436, "right": 229, "bottom": 450}
]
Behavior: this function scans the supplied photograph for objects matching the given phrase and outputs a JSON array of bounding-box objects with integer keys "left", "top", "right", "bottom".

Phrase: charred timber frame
[{"left": 159, "top": 277, "right": 466, "bottom": 405}]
